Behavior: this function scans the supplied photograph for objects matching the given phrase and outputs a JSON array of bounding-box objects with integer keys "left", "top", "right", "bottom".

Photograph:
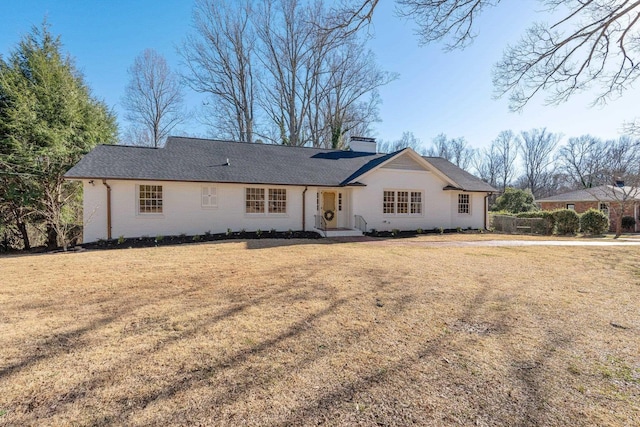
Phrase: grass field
[{"left": 1, "top": 236, "right": 639, "bottom": 426}]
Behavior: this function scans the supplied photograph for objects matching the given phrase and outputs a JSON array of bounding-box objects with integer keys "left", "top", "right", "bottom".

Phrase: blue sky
[{"left": 2, "top": 0, "right": 638, "bottom": 150}]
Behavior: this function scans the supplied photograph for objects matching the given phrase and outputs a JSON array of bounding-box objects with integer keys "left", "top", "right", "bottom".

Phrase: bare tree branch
[
  {"left": 182, "top": 0, "right": 256, "bottom": 142},
  {"left": 122, "top": 49, "right": 184, "bottom": 147}
]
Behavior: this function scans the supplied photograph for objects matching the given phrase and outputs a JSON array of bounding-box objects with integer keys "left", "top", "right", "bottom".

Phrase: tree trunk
[
  {"left": 16, "top": 220, "right": 30, "bottom": 251},
  {"left": 614, "top": 202, "right": 625, "bottom": 239},
  {"left": 46, "top": 223, "right": 58, "bottom": 250}
]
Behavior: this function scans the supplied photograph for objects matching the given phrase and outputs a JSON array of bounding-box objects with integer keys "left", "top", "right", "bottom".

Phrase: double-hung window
[
  {"left": 246, "top": 188, "right": 265, "bottom": 213},
  {"left": 599, "top": 202, "right": 609, "bottom": 216},
  {"left": 383, "top": 190, "right": 423, "bottom": 216},
  {"left": 268, "top": 189, "right": 287, "bottom": 213},
  {"left": 410, "top": 192, "right": 422, "bottom": 214},
  {"left": 458, "top": 194, "right": 470, "bottom": 214},
  {"left": 138, "top": 184, "right": 163, "bottom": 214},
  {"left": 246, "top": 187, "right": 286, "bottom": 214},
  {"left": 383, "top": 191, "right": 396, "bottom": 214}
]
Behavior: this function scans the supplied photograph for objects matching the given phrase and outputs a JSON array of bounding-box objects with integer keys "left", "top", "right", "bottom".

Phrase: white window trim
[
  {"left": 599, "top": 202, "right": 609, "bottom": 215},
  {"left": 244, "top": 186, "right": 288, "bottom": 217},
  {"left": 458, "top": 193, "right": 471, "bottom": 215},
  {"left": 136, "top": 183, "right": 164, "bottom": 217},
  {"left": 383, "top": 189, "right": 424, "bottom": 217},
  {"left": 201, "top": 185, "right": 218, "bottom": 209}
]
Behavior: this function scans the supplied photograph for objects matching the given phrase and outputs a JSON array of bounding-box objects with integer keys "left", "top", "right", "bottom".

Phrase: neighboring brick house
[{"left": 537, "top": 185, "right": 640, "bottom": 232}]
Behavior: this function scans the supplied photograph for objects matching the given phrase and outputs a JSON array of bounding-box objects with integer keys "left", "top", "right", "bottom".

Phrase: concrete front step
[{"left": 315, "top": 228, "right": 364, "bottom": 237}]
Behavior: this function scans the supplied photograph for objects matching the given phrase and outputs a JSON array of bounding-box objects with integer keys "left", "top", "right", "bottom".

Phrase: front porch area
[{"left": 311, "top": 189, "right": 367, "bottom": 237}]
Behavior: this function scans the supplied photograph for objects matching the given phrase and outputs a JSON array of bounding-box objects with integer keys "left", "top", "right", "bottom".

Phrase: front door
[{"left": 322, "top": 192, "right": 338, "bottom": 228}]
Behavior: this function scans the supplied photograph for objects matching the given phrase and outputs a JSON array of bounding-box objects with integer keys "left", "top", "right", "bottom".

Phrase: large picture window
[
  {"left": 138, "top": 184, "right": 163, "bottom": 214},
  {"left": 383, "top": 190, "right": 423, "bottom": 216},
  {"left": 246, "top": 187, "right": 287, "bottom": 214},
  {"left": 458, "top": 194, "right": 470, "bottom": 214}
]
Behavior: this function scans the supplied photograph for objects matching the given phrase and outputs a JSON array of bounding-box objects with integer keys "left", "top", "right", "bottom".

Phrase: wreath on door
[{"left": 324, "top": 210, "right": 335, "bottom": 221}]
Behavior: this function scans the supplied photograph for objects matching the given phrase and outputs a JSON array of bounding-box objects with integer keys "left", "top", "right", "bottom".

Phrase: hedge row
[{"left": 514, "top": 208, "right": 609, "bottom": 235}]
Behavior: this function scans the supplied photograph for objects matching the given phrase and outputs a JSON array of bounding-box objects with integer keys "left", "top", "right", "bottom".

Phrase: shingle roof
[
  {"left": 423, "top": 157, "right": 497, "bottom": 192},
  {"left": 537, "top": 185, "right": 640, "bottom": 202},
  {"left": 64, "top": 136, "right": 493, "bottom": 191}
]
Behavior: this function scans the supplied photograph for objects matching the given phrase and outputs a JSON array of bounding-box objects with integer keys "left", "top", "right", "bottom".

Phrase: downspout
[
  {"left": 302, "top": 186, "right": 308, "bottom": 231},
  {"left": 484, "top": 193, "right": 490, "bottom": 230},
  {"left": 102, "top": 179, "right": 112, "bottom": 240}
]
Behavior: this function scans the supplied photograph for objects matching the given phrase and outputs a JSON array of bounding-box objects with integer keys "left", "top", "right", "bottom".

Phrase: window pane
[
  {"left": 411, "top": 192, "right": 422, "bottom": 214},
  {"left": 383, "top": 191, "right": 395, "bottom": 214},
  {"left": 397, "top": 191, "right": 408, "bottom": 214}
]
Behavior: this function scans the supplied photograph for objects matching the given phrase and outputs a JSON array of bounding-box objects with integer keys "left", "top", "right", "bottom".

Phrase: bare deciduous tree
[
  {"left": 493, "top": 130, "right": 519, "bottom": 192},
  {"left": 473, "top": 143, "right": 500, "bottom": 189},
  {"left": 556, "top": 135, "right": 606, "bottom": 189},
  {"left": 182, "top": 0, "right": 256, "bottom": 142},
  {"left": 122, "top": 49, "right": 184, "bottom": 147},
  {"left": 335, "top": 1, "right": 640, "bottom": 111},
  {"left": 518, "top": 128, "right": 561, "bottom": 198},
  {"left": 182, "top": 0, "right": 392, "bottom": 147},
  {"left": 427, "top": 133, "right": 476, "bottom": 170},
  {"left": 255, "top": 0, "right": 330, "bottom": 146},
  {"left": 494, "top": 1, "right": 640, "bottom": 110},
  {"left": 309, "top": 38, "right": 396, "bottom": 149},
  {"left": 378, "top": 131, "right": 424, "bottom": 153}
]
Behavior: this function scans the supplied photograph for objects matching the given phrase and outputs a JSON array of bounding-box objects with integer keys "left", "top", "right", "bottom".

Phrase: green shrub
[
  {"left": 155, "top": 235, "right": 164, "bottom": 242},
  {"left": 622, "top": 216, "right": 636, "bottom": 231},
  {"left": 492, "top": 187, "right": 537, "bottom": 213},
  {"left": 117, "top": 235, "right": 125, "bottom": 244},
  {"left": 516, "top": 211, "right": 555, "bottom": 235},
  {"left": 553, "top": 209, "right": 580, "bottom": 235},
  {"left": 580, "top": 209, "right": 609, "bottom": 235}
]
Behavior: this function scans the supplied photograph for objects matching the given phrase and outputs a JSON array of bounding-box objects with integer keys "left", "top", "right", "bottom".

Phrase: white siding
[
  {"left": 80, "top": 169, "right": 489, "bottom": 241},
  {"left": 381, "top": 155, "right": 426, "bottom": 171},
  {"left": 82, "top": 180, "right": 309, "bottom": 243},
  {"left": 351, "top": 168, "right": 487, "bottom": 231}
]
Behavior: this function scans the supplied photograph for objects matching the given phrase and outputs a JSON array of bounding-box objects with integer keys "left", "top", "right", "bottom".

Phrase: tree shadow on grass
[
  {"left": 1, "top": 261, "right": 576, "bottom": 426},
  {"left": 270, "top": 283, "right": 574, "bottom": 426}
]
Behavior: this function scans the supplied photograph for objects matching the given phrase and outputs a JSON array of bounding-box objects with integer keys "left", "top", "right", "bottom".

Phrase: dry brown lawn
[{"left": 1, "top": 236, "right": 639, "bottom": 426}]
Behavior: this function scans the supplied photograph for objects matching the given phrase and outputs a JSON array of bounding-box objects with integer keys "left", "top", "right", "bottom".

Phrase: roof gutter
[{"left": 102, "top": 179, "right": 112, "bottom": 240}]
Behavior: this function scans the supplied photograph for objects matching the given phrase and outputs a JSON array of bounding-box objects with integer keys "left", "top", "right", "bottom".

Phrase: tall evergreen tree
[{"left": 0, "top": 22, "right": 117, "bottom": 249}]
